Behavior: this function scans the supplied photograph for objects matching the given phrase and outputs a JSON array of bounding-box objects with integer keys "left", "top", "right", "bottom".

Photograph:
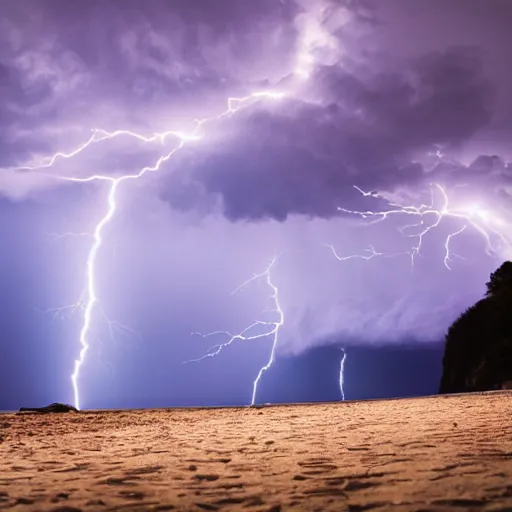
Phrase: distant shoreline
[{"left": 2, "top": 389, "right": 510, "bottom": 415}]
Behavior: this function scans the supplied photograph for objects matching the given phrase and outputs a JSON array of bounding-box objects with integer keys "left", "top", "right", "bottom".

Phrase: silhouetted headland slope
[{"left": 440, "top": 261, "right": 512, "bottom": 393}]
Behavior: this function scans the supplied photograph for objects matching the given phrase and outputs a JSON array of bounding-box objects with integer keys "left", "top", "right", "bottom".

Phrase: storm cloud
[{"left": 162, "top": 46, "right": 496, "bottom": 221}]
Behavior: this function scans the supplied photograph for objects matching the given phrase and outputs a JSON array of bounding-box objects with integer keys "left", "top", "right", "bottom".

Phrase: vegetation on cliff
[{"left": 439, "top": 261, "right": 512, "bottom": 393}]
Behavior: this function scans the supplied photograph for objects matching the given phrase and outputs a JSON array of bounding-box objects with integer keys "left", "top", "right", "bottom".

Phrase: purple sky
[{"left": 1, "top": 0, "right": 511, "bottom": 409}]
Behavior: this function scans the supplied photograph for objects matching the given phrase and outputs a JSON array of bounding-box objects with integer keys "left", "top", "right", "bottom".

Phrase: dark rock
[
  {"left": 440, "top": 261, "right": 512, "bottom": 393},
  {"left": 17, "top": 403, "right": 79, "bottom": 414}
]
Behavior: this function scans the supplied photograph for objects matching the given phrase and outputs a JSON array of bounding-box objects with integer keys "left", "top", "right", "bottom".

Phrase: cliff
[{"left": 439, "top": 261, "right": 512, "bottom": 393}]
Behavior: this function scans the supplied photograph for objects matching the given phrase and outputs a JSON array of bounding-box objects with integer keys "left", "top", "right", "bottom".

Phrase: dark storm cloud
[
  {"left": 0, "top": 0, "right": 300, "bottom": 171},
  {"left": 0, "top": 51, "right": 63, "bottom": 166},
  {"left": 428, "top": 153, "right": 512, "bottom": 197},
  {"left": 163, "top": 46, "right": 495, "bottom": 221},
  {"left": 0, "top": 0, "right": 509, "bottom": 211}
]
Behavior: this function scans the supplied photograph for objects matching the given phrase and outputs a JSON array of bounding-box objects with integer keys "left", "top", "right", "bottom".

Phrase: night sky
[{"left": 1, "top": 0, "right": 511, "bottom": 411}]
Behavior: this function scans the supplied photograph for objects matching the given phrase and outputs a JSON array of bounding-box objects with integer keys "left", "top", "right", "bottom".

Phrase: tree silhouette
[
  {"left": 440, "top": 261, "right": 512, "bottom": 394},
  {"left": 486, "top": 261, "right": 512, "bottom": 297}
]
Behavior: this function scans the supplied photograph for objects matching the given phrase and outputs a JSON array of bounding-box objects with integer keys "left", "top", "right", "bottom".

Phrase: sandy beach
[{"left": 1, "top": 392, "right": 511, "bottom": 511}]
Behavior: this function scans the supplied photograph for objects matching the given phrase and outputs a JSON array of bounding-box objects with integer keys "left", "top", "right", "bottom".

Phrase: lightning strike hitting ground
[
  {"left": 335, "top": 183, "right": 511, "bottom": 270},
  {"left": 185, "top": 257, "right": 284, "bottom": 406},
  {"left": 17, "top": 91, "right": 285, "bottom": 410},
  {"left": 339, "top": 348, "right": 347, "bottom": 401}
]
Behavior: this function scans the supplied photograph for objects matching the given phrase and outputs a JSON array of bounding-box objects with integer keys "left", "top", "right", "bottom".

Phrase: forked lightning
[
  {"left": 15, "top": 91, "right": 285, "bottom": 410},
  {"left": 185, "top": 257, "right": 284, "bottom": 405}
]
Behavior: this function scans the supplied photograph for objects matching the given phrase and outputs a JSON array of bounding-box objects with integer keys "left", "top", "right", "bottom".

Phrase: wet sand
[{"left": 1, "top": 391, "right": 511, "bottom": 511}]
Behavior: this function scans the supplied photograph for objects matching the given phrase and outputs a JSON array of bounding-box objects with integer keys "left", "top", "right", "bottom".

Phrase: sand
[{"left": 1, "top": 392, "right": 511, "bottom": 512}]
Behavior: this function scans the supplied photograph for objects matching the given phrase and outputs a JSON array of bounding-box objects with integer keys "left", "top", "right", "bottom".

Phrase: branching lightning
[
  {"left": 443, "top": 225, "right": 467, "bottom": 270},
  {"left": 17, "top": 90, "right": 285, "bottom": 410},
  {"left": 324, "top": 182, "right": 509, "bottom": 402},
  {"left": 46, "top": 232, "right": 92, "bottom": 242},
  {"left": 40, "top": 301, "right": 85, "bottom": 324},
  {"left": 324, "top": 243, "right": 408, "bottom": 263},
  {"left": 184, "top": 256, "right": 284, "bottom": 406},
  {"left": 331, "top": 183, "right": 511, "bottom": 270}
]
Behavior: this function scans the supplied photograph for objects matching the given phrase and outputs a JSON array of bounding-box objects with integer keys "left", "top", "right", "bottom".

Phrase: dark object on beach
[
  {"left": 18, "top": 403, "right": 79, "bottom": 414},
  {"left": 440, "top": 261, "right": 512, "bottom": 394}
]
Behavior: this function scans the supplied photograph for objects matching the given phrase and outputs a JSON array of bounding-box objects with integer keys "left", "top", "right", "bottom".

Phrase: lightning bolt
[
  {"left": 250, "top": 258, "right": 284, "bottom": 406},
  {"left": 185, "top": 256, "right": 284, "bottom": 406},
  {"left": 443, "top": 225, "right": 467, "bottom": 270},
  {"left": 39, "top": 301, "right": 85, "bottom": 324},
  {"left": 46, "top": 232, "right": 92, "bottom": 242},
  {"left": 16, "top": 90, "right": 286, "bottom": 410},
  {"left": 339, "top": 348, "right": 347, "bottom": 401},
  {"left": 13, "top": 91, "right": 284, "bottom": 174},
  {"left": 324, "top": 243, "right": 408, "bottom": 262},
  {"left": 70, "top": 180, "right": 117, "bottom": 410},
  {"left": 334, "top": 183, "right": 511, "bottom": 270}
]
